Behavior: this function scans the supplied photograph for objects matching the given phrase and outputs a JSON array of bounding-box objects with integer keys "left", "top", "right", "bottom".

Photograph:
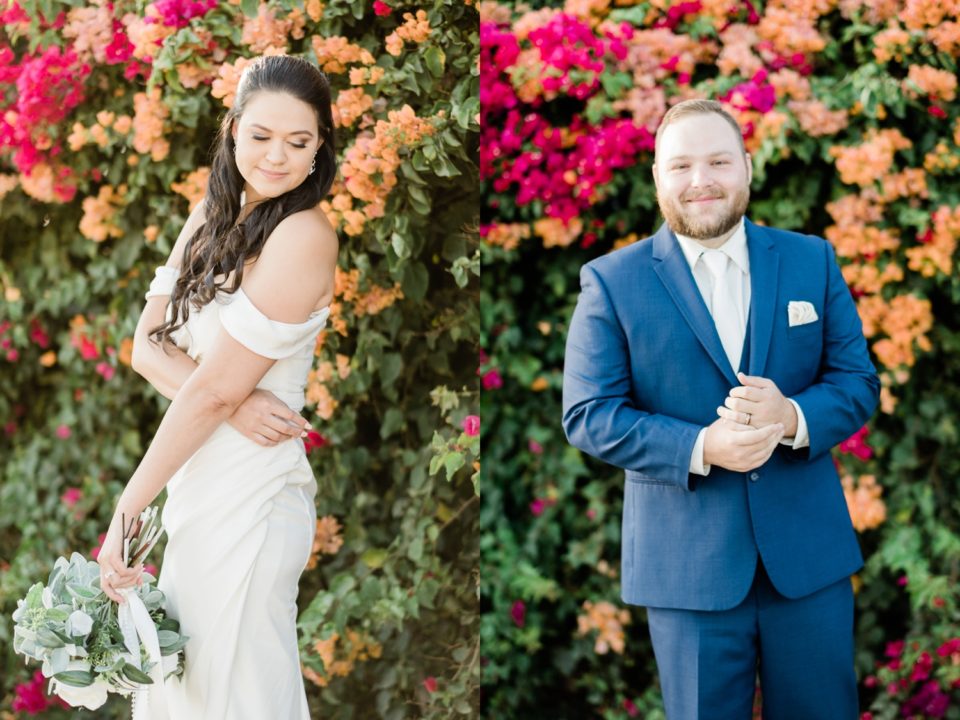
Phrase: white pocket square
[{"left": 788, "top": 300, "right": 818, "bottom": 327}]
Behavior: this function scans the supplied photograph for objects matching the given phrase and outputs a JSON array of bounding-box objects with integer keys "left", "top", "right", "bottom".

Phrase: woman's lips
[{"left": 259, "top": 168, "right": 288, "bottom": 180}]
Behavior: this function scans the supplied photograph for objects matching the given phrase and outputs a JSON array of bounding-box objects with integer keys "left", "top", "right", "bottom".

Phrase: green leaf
[
  {"left": 407, "top": 537, "right": 423, "bottom": 562},
  {"left": 122, "top": 663, "right": 154, "bottom": 684},
  {"left": 401, "top": 261, "right": 429, "bottom": 301},
  {"left": 425, "top": 46, "right": 446, "bottom": 77},
  {"left": 361, "top": 548, "right": 389, "bottom": 569},
  {"left": 53, "top": 670, "right": 95, "bottom": 687}
]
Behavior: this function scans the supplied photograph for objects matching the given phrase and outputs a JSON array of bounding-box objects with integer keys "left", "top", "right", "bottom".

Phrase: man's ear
[
  {"left": 652, "top": 163, "right": 659, "bottom": 192},
  {"left": 744, "top": 152, "right": 753, "bottom": 185}
]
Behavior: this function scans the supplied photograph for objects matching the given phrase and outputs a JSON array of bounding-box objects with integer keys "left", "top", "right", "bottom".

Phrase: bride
[{"left": 95, "top": 54, "right": 338, "bottom": 718}]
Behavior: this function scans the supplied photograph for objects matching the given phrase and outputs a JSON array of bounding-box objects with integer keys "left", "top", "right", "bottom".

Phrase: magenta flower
[
  {"left": 937, "top": 638, "right": 960, "bottom": 657},
  {"left": 885, "top": 640, "right": 905, "bottom": 658},
  {"left": 623, "top": 698, "right": 639, "bottom": 717},
  {"left": 462, "top": 415, "right": 480, "bottom": 437},
  {"left": 145, "top": 564, "right": 158, "bottom": 577},
  {"left": 528, "top": 440, "right": 543, "bottom": 455},
  {"left": 90, "top": 532, "right": 107, "bottom": 560},
  {"left": 839, "top": 425, "right": 873, "bottom": 461},
  {"left": 510, "top": 600, "right": 526, "bottom": 627},
  {"left": 61, "top": 487, "right": 82, "bottom": 508},
  {"left": 95, "top": 362, "right": 115, "bottom": 380},
  {"left": 12, "top": 669, "right": 64, "bottom": 712},
  {"left": 373, "top": 0, "right": 392, "bottom": 16},
  {"left": 530, "top": 498, "right": 546, "bottom": 516},
  {"left": 28, "top": 319, "right": 49, "bottom": 348},
  {"left": 304, "top": 430, "right": 329, "bottom": 453},
  {"left": 422, "top": 676, "right": 438, "bottom": 693},
  {"left": 482, "top": 369, "right": 503, "bottom": 390},
  {"left": 55, "top": 424, "right": 71, "bottom": 439},
  {"left": 911, "top": 652, "right": 933, "bottom": 682}
]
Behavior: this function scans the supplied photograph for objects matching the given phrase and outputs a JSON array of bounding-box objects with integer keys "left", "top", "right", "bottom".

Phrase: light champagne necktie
[{"left": 701, "top": 249, "right": 744, "bottom": 372}]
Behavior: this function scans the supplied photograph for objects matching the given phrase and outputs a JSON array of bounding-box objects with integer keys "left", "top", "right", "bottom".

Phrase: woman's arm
[{"left": 130, "top": 201, "right": 311, "bottom": 444}]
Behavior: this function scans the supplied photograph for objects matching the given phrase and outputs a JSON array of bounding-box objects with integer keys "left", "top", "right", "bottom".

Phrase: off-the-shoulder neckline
[{"left": 234, "top": 286, "right": 330, "bottom": 323}]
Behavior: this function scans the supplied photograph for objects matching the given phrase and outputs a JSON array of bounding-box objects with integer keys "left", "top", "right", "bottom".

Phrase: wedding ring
[{"left": 744, "top": 413, "right": 752, "bottom": 424}]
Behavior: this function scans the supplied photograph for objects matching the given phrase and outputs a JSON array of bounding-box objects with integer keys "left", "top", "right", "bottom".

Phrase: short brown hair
[{"left": 654, "top": 99, "right": 746, "bottom": 157}]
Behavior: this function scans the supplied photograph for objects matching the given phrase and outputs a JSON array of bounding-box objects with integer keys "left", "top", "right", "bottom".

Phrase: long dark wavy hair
[{"left": 150, "top": 54, "right": 337, "bottom": 348}]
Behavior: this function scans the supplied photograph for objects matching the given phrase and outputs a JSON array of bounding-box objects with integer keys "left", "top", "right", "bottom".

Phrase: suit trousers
[{"left": 645, "top": 559, "right": 858, "bottom": 720}]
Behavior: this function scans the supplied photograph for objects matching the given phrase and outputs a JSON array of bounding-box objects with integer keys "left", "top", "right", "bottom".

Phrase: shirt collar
[{"left": 674, "top": 217, "right": 749, "bottom": 275}]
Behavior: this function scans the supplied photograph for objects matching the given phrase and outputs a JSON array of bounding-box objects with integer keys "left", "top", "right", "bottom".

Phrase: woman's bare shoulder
[{"left": 242, "top": 206, "right": 339, "bottom": 318}]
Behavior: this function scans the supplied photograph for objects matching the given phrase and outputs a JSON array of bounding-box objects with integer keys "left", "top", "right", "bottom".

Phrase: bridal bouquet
[{"left": 11, "top": 506, "right": 187, "bottom": 710}]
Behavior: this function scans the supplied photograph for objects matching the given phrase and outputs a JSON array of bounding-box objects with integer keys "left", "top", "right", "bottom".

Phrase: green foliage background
[
  {"left": 0, "top": 0, "right": 479, "bottom": 717},
  {"left": 481, "top": 1, "right": 960, "bottom": 718}
]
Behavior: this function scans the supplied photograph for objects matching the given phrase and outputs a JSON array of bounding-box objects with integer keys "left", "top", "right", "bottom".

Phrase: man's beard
[{"left": 657, "top": 185, "right": 750, "bottom": 241}]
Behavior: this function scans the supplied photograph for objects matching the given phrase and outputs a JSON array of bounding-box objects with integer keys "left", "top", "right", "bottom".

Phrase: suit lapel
[
  {"left": 744, "top": 219, "right": 778, "bottom": 378},
  {"left": 652, "top": 223, "right": 739, "bottom": 386}
]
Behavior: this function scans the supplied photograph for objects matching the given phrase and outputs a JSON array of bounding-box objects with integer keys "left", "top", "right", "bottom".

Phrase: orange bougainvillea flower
[
  {"left": 577, "top": 600, "right": 631, "bottom": 655},
  {"left": 171, "top": 167, "right": 211, "bottom": 211},
  {"left": 333, "top": 88, "right": 374, "bottom": 128},
  {"left": 241, "top": 3, "right": 305, "bottom": 53},
  {"left": 872, "top": 22, "right": 913, "bottom": 63},
  {"left": 905, "top": 64, "right": 958, "bottom": 102},
  {"left": 385, "top": 9, "right": 431, "bottom": 56},
  {"left": 305, "top": 515, "right": 343, "bottom": 569},
  {"left": 533, "top": 217, "right": 583, "bottom": 248},
  {"left": 311, "top": 35, "right": 375, "bottom": 73},
  {"left": 79, "top": 184, "right": 127, "bottom": 242},
  {"left": 482, "top": 223, "right": 531, "bottom": 251},
  {"left": 829, "top": 128, "right": 912, "bottom": 187},
  {"left": 842, "top": 474, "right": 887, "bottom": 532}
]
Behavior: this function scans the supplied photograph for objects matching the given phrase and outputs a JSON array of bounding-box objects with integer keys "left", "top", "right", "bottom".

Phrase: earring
[{"left": 309, "top": 155, "right": 316, "bottom": 175}]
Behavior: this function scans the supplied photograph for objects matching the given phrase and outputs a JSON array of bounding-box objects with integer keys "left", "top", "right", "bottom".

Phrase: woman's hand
[
  {"left": 227, "top": 388, "right": 311, "bottom": 446},
  {"left": 97, "top": 512, "right": 144, "bottom": 604}
]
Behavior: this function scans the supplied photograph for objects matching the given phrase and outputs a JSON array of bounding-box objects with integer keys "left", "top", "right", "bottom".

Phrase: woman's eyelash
[{"left": 251, "top": 135, "right": 307, "bottom": 149}]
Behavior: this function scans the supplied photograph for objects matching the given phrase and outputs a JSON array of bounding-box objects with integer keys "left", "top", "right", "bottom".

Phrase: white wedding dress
[{"left": 138, "top": 266, "right": 328, "bottom": 719}]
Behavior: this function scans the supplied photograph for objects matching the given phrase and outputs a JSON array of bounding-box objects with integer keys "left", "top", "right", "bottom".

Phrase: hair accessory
[{"left": 309, "top": 155, "right": 316, "bottom": 175}]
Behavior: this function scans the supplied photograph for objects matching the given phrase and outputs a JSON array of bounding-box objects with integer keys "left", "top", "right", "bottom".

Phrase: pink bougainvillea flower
[
  {"left": 6, "top": 349, "right": 19, "bottom": 361},
  {"left": 481, "top": 369, "right": 503, "bottom": 390},
  {"left": 422, "top": 676, "right": 438, "bottom": 693},
  {"left": 304, "top": 430, "right": 328, "bottom": 453},
  {"left": 886, "top": 640, "right": 905, "bottom": 658},
  {"left": 144, "top": 564, "right": 158, "bottom": 576},
  {"left": 510, "top": 600, "right": 526, "bottom": 627},
  {"left": 462, "top": 415, "right": 480, "bottom": 436},
  {"left": 90, "top": 532, "right": 107, "bottom": 560},
  {"left": 75, "top": 336, "right": 99, "bottom": 360},
  {"left": 95, "top": 361, "right": 115, "bottom": 380},
  {"left": 149, "top": 0, "right": 218, "bottom": 28},
  {"left": 530, "top": 498, "right": 546, "bottom": 516},
  {"left": 28, "top": 319, "right": 49, "bottom": 348},
  {"left": 55, "top": 424, "right": 71, "bottom": 439},
  {"left": 373, "top": 0, "right": 392, "bottom": 16},
  {"left": 528, "top": 440, "right": 543, "bottom": 454},
  {"left": 61, "top": 487, "right": 82, "bottom": 508},
  {"left": 911, "top": 652, "right": 933, "bottom": 682},
  {"left": 12, "top": 669, "right": 66, "bottom": 712},
  {"left": 623, "top": 698, "right": 639, "bottom": 717},
  {"left": 839, "top": 425, "right": 873, "bottom": 460}
]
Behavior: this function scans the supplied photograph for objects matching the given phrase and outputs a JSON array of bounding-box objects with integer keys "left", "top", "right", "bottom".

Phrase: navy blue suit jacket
[{"left": 562, "top": 219, "right": 879, "bottom": 610}]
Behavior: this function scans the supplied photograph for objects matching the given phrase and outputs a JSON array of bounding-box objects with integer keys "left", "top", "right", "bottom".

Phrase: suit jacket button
[{"left": 749, "top": 472, "right": 760, "bottom": 482}]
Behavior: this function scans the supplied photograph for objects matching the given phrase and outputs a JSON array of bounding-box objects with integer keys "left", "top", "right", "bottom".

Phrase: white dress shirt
[{"left": 673, "top": 218, "right": 809, "bottom": 476}]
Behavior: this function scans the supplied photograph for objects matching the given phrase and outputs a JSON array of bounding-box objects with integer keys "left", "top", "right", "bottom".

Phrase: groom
[{"left": 562, "top": 100, "right": 879, "bottom": 719}]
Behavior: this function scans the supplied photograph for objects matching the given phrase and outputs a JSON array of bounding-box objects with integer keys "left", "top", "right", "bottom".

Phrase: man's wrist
[{"left": 781, "top": 398, "right": 799, "bottom": 437}]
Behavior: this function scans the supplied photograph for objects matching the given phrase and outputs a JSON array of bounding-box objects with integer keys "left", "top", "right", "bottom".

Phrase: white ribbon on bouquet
[{"left": 118, "top": 587, "right": 170, "bottom": 719}]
